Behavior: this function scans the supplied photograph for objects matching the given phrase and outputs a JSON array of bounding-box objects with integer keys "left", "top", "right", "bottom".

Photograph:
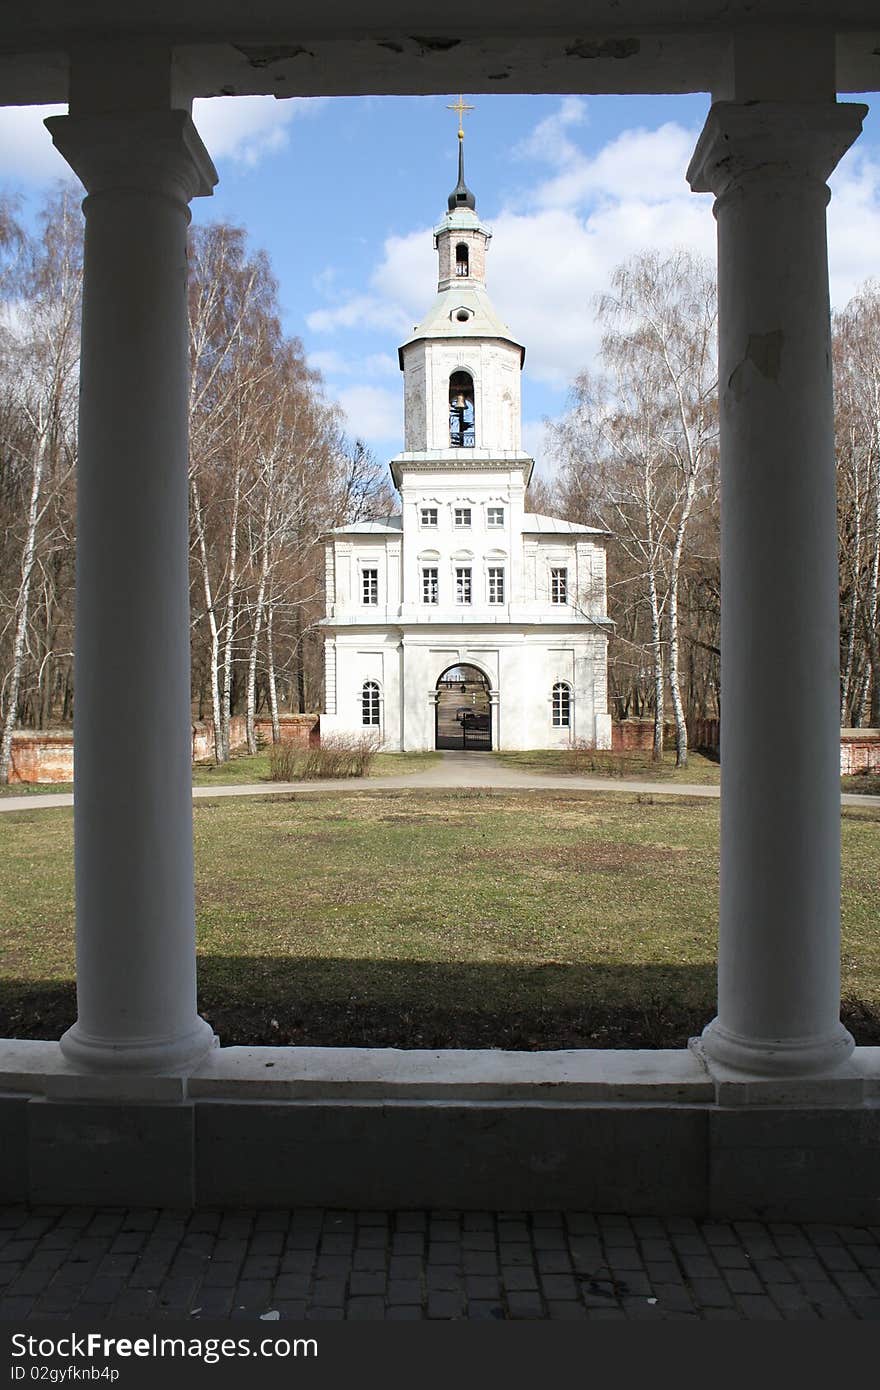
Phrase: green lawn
[
  {"left": 1, "top": 789, "right": 877, "bottom": 1050},
  {"left": 494, "top": 748, "right": 723, "bottom": 785},
  {"left": 0, "top": 781, "right": 74, "bottom": 798},
  {"left": 842, "top": 770, "right": 880, "bottom": 796},
  {"left": 498, "top": 747, "right": 880, "bottom": 794}
]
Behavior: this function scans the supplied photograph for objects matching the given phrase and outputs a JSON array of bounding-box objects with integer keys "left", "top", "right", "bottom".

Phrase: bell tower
[{"left": 394, "top": 101, "right": 527, "bottom": 469}]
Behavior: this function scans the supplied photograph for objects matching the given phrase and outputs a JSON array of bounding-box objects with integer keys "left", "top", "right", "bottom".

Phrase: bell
[{"left": 451, "top": 392, "right": 468, "bottom": 409}]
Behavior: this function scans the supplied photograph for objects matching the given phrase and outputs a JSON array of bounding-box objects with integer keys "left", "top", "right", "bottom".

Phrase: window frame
[
  {"left": 453, "top": 506, "right": 472, "bottom": 529},
  {"left": 487, "top": 566, "right": 505, "bottom": 606},
  {"left": 550, "top": 566, "right": 568, "bottom": 605},
  {"left": 455, "top": 566, "right": 473, "bottom": 605},
  {"left": 361, "top": 566, "right": 379, "bottom": 606},
  {"left": 361, "top": 680, "right": 381, "bottom": 727},
  {"left": 552, "top": 682, "right": 572, "bottom": 728},
  {"left": 420, "top": 506, "right": 438, "bottom": 529},
  {"left": 422, "top": 565, "right": 439, "bottom": 605},
  {"left": 487, "top": 506, "right": 505, "bottom": 529}
]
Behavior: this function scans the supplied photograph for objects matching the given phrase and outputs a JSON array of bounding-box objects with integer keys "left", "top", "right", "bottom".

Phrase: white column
[
  {"left": 688, "top": 101, "right": 865, "bottom": 1075},
  {"left": 46, "top": 110, "right": 218, "bottom": 1071}
]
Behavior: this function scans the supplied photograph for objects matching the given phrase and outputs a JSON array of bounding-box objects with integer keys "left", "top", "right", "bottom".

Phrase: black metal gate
[{"left": 435, "top": 667, "right": 492, "bottom": 751}]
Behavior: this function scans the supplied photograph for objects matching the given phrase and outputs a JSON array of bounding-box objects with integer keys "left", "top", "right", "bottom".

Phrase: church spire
[{"left": 446, "top": 95, "right": 476, "bottom": 211}]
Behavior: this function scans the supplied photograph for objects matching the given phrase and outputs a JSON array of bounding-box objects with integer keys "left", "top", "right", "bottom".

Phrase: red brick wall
[
  {"left": 612, "top": 719, "right": 677, "bottom": 751},
  {"left": 191, "top": 715, "right": 248, "bottom": 761},
  {"left": 8, "top": 733, "right": 74, "bottom": 784},
  {"left": 841, "top": 731, "right": 880, "bottom": 775},
  {"left": 10, "top": 714, "right": 321, "bottom": 782},
  {"left": 254, "top": 715, "right": 320, "bottom": 748},
  {"left": 689, "top": 718, "right": 720, "bottom": 757}
]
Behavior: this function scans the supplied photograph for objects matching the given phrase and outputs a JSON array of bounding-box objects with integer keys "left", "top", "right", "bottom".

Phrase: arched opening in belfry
[
  {"left": 455, "top": 241, "right": 469, "bottom": 276},
  {"left": 449, "top": 370, "right": 475, "bottom": 447}
]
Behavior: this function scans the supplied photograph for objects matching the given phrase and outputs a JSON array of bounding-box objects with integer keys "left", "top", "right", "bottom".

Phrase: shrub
[
  {"left": 268, "top": 733, "right": 380, "bottom": 781},
  {"left": 561, "top": 741, "right": 648, "bottom": 778},
  {"left": 268, "top": 742, "right": 301, "bottom": 781}
]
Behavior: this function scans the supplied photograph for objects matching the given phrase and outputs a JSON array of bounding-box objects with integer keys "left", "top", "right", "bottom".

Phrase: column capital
[
  {"left": 44, "top": 109, "right": 217, "bottom": 206},
  {"left": 687, "top": 101, "right": 867, "bottom": 200}
]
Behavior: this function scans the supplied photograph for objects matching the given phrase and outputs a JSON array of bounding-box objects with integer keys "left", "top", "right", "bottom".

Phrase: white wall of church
[{"left": 322, "top": 629, "right": 611, "bottom": 753}]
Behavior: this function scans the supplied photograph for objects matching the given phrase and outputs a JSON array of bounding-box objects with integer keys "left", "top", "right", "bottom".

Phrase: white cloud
[
  {"left": 530, "top": 121, "right": 698, "bottom": 210},
  {"left": 192, "top": 95, "right": 325, "bottom": 169},
  {"left": 310, "top": 348, "right": 399, "bottom": 381},
  {"left": 306, "top": 292, "right": 411, "bottom": 336},
  {"left": 371, "top": 228, "right": 436, "bottom": 318},
  {"left": 828, "top": 146, "right": 880, "bottom": 309},
  {"left": 0, "top": 105, "right": 69, "bottom": 183},
  {"left": 513, "top": 96, "right": 589, "bottom": 168},
  {"left": 521, "top": 418, "right": 554, "bottom": 479},
  {"left": 334, "top": 383, "right": 402, "bottom": 447}
]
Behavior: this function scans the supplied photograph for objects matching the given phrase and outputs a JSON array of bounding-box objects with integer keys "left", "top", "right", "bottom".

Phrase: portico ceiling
[{"left": 2, "top": 3, "right": 879, "bottom": 105}]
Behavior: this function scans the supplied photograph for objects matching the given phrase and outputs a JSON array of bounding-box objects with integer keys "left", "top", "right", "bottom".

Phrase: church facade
[{"left": 320, "top": 139, "right": 612, "bottom": 753}]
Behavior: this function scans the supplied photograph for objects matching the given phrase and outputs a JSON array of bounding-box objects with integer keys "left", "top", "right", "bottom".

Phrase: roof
[
  {"left": 398, "top": 282, "right": 525, "bottom": 366},
  {"left": 521, "top": 513, "right": 610, "bottom": 536},
  {"left": 327, "top": 516, "right": 402, "bottom": 536},
  {"left": 324, "top": 512, "right": 607, "bottom": 538}
]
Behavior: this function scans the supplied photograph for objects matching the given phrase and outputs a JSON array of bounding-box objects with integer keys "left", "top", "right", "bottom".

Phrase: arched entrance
[{"left": 435, "top": 664, "right": 492, "bottom": 751}]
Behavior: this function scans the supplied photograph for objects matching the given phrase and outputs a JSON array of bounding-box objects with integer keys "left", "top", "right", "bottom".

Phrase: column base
[
  {"left": 59, "top": 1015, "right": 217, "bottom": 1075},
  {"left": 700, "top": 1015, "right": 855, "bottom": 1078}
]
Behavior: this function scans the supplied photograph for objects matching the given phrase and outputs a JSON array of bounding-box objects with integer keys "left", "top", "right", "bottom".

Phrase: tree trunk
[
  {"left": 266, "top": 598, "right": 281, "bottom": 743},
  {"left": 220, "top": 460, "right": 242, "bottom": 762},
  {"left": 191, "top": 477, "right": 223, "bottom": 762},
  {"left": 0, "top": 424, "right": 47, "bottom": 783}
]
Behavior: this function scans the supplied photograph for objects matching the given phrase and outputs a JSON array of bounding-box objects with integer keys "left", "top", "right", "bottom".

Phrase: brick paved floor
[{"left": 1, "top": 1206, "right": 879, "bottom": 1321}]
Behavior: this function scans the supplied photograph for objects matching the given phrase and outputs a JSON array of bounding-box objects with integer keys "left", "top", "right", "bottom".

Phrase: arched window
[
  {"left": 552, "top": 682, "right": 571, "bottom": 728},
  {"left": 361, "top": 680, "right": 381, "bottom": 726},
  {"left": 455, "top": 242, "right": 469, "bottom": 277},
  {"left": 449, "top": 371, "right": 475, "bottom": 448}
]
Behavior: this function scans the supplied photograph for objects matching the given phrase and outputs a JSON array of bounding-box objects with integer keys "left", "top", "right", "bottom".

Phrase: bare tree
[
  {"left": 549, "top": 250, "right": 718, "bottom": 763},
  {"left": 834, "top": 283, "right": 880, "bottom": 727},
  {"left": 0, "top": 189, "right": 80, "bottom": 783}
]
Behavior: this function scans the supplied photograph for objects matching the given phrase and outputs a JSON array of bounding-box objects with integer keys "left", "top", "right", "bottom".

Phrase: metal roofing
[{"left": 521, "top": 513, "right": 610, "bottom": 536}]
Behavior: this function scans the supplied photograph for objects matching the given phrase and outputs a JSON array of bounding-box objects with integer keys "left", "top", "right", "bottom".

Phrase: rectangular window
[
  {"left": 362, "top": 568, "right": 378, "bottom": 605},
  {"left": 487, "top": 506, "right": 504, "bottom": 528},
  {"left": 422, "top": 567, "right": 439, "bottom": 604},
  {"left": 454, "top": 507, "right": 472, "bottom": 528},
  {"left": 456, "top": 567, "right": 472, "bottom": 604},
  {"left": 420, "top": 507, "right": 438, "bottom": 527},
  {"left": 488, "top": 567, "right": 505, "bottom": 605},
  {"left": 550, "top": 567, "right": 568, "bottom": 604}
]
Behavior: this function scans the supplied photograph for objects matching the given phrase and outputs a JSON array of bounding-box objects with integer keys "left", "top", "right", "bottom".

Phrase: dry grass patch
[{"left": 0, "top": 789, "right": 877, "bottom": 1050}]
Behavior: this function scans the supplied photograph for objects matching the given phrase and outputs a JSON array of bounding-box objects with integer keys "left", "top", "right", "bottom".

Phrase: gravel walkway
[{"left": 2, "top": 751, "right": 876, "bottom": 811}]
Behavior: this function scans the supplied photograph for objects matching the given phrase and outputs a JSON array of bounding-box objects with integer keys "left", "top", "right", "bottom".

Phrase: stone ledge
[
  {"left": 3, "top": 1039, "right": 880, "bottom": 1109},
  {"left": 187, "top": 1045, "right": 716, "bottom": 1102}
]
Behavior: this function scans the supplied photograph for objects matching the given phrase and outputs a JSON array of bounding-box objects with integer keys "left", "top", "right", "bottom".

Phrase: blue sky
[{"left": 2, "top": 91, "right": 880, "bottom": 478}]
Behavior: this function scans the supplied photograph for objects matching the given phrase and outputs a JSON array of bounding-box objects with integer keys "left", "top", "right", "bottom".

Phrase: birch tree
[
  {"left": 549, "top": 250, "right": 718, "bottom": 764},
  {"left": 0, "top": 189, "right": 80, "bottom": 783},
  {"left": 834, "top": 284, "right": 880, "bottom": 727}
]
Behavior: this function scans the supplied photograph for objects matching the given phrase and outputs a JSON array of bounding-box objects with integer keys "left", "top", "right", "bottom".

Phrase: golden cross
[{"left": 447, "top": 94, "right": 475, "bottom": 141}]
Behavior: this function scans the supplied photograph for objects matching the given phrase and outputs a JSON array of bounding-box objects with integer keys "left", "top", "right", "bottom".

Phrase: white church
[{"left": 320, "top": 127, "right": 613, "bottom": 753}]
